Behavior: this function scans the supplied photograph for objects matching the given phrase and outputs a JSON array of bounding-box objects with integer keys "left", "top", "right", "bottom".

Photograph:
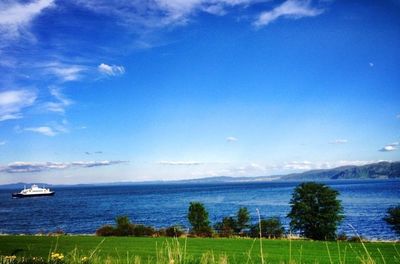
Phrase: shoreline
[{"left": 0, "top": 233, "right": 398, "bottom": 243}]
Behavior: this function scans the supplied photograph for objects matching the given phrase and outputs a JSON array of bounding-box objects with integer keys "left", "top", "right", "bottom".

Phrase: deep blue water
[{"left": 0, "top": 180, "right": 399, "bottom": 240}]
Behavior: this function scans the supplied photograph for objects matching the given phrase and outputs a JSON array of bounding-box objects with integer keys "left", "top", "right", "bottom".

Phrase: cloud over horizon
[
  {"left": 0, "top": 160, "right": 127, "bottom": 174},
  {"left": 158, "top": 161, "right": 203, "bottom": 166}
]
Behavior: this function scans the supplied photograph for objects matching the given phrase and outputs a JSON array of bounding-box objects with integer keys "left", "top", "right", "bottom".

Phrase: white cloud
[
  {"left": 98, "top": 63, "right": 125, "bottom": 76},
  {"left": 0, "top": 160, "right": 126, "bottom": 173},
  {"left": 158, "top": 161, "right": 203, "bottom": 165},
  {"left": 369, "top": 62, "right": 374, "bottom": 67},
  {"left": 75, "top": 0, "right": 253, "bottom": 29},
  {"left": 253, "top": 0, "right": 324, "bottom": 28},
  {"left": 44, "top": 87, "right": 73, "bottom": 113},
  {"left": 24, "top": 126, "right": 57, "bottom": 136},
  {"left": 42, "top": 62, "right": 87, "bottom": 82},
  {"left": 379, "top": 145, "right": 397, "bottom": 152},
  {"left": 284, "top": 161, "right": 313, "bottom": 170},
  {"left": 330, "top": 139, "right": 348, "bottom": 144},
  {"left": 0, "top": 0, "right": 54, "bottom": 41},
  {"left": 0, "top": 89, "right": 37, "bottom": 122},
  {"left": 0, "top": 141, "right": 6, "bottom": 146},
  {"left": 397, "top": 114, "right": 400, "bottom": 119},
  {"left": 226, "top": 136, "right": 238, "bottom": 142}
]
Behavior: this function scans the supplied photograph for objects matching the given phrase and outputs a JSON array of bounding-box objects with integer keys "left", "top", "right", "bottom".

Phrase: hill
[{"left": 280, "top": 161, "right": 400, "bottom": 181}]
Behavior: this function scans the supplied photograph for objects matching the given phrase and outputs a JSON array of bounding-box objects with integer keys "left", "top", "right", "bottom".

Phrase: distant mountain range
[{"left": 1, "top": 161, "right": 399, "bottom": 188}]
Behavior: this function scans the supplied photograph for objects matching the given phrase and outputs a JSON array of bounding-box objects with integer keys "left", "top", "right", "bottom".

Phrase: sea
[{"left": 0, "top": 179, "right": 399, "bottom": 240}]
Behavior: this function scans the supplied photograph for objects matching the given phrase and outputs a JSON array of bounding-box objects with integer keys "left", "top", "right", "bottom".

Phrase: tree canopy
[
  {"left": 287, "top": 182, "right": 343, "bottom": 240},
  {"left": 187, "top": 202, "right": 212, "bottom": 236}
]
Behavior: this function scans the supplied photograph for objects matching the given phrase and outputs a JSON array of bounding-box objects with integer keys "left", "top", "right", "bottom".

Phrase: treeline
[
  {"left": 96, "top": 182, "right": 400, "bottom": 240},
  {"left": 96, "top": 206, "right": 284, "bottom": 239}
]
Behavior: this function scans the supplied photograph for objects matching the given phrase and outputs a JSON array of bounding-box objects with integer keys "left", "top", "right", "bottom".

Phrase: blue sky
[{"left": 0, "top": 0, "right": 399, "bottom": 184}]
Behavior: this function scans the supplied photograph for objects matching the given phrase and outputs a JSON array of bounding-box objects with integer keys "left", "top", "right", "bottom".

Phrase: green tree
[
  {"left": 187, "top": 202, "right": 212, "bottom": 236},
  {"left": 287, "top": 182, "right": 343, "bottom": 240},
  {"left": 383, "top": 204, "right": 400, "bottom": 236},
  {"left": 250, "top": 217, "right": 285, "bottom": 238},
  {"left": 236, "top": 207, "right": 250, "bottom": 233},
  {"left": 214, "top": 216, "right": 237, "bottom": 237}
]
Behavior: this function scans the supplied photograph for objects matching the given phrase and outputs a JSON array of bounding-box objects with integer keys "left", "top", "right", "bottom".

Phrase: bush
[
  {"left": 214, "top": 217, "right": 237, "bottom": 237},
  {"left": 383, "top": 204, "right": 400, "bottom": 236},
  {"left": 96, "top": 225, "right": 115, "bottom": 236},
  {"left": 336, "top": 232, "right": 348, "bottom": 241},
  {"left": 96, "top": 216, "right": 155, "bottom": 237},
  {"left": 347, "top": 235, "right": 365, "bottom": 243},
  {"left": 195, "top": 226, "right": 214, "bottom": 237},
  {"left": 133, "top": 224, "right": 155, "bottom": 237},
  {"left": 114, "top": 216, "right": 135, "bottom": 236},
  {"left": 250, "top": 217, "right": 285, "bottom": 239},
  {"left": 165, "top": 226, "right": 184, "bottom": 237}
]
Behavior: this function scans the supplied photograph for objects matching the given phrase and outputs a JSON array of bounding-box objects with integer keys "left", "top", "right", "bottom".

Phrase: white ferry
[{"left": 12, "top": 184, "right": 55, "bottom": 198}]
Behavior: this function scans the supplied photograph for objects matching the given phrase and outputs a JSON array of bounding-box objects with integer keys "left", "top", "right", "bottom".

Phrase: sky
[{"left": 0, "top": 0, "right": 399, "bottom": 184}]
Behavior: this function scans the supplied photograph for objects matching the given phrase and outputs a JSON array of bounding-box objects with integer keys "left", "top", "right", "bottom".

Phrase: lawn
[{"left": 0, "top": 236, "right": 398, "bottom": 264}]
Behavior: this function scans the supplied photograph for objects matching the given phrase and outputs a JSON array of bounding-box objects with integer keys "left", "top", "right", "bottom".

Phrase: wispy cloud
[
  {"left": 42, "top": 62, "right": 87, "bottom": 82},
  {"left": 397, "top": 114, "right": 400, "bottom": 119},
  {"left": 253, "top": 0, "right": 324, "bottom": 28},
  {"left": 98, "top": 63, "right": 125, "bottom": 76},
  {"left": 158, "top": 161, "right": 203, "bottom": 166},
  {"left": 23, "top": 120, "right": 69, "bottom": 136},
  {"left": 330, "top": 139, "right": 348, "bottom": 144},
  {"left": 75, "top": 0, "right": 254, "bottom": 30},
  {"left": 226, "top": 136, "right": 238, "bottom": 142},
  {"left": 0, "top": 0, "right": 54, "bottom": 41},
  {"left": 0, "top": 160, "right": 126, "bottom": 173},
  {"left": 24, "top": 126, "right": 57, "bottom": 136},
  {"left": 0, "top": 89, "right": 37, "bottom": 122},
  {"left": 0, "top": 141, "right": 6, "bottom": 146},
  {"left": 44, "top": 87, "right": 73, "bottom": 113}
]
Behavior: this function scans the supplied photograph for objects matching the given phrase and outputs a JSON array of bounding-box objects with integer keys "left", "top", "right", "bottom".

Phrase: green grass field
[{"left": 0, "top": 236, "right": 398, "bottom": 264}]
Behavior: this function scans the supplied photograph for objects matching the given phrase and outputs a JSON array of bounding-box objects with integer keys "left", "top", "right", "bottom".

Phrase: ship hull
[{"left": 12, "top": 192, "right": 55, "bottom": 198}]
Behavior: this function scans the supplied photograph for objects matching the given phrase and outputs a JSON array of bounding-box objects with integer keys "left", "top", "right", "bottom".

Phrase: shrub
[
  {"left": 133, "top": 224, "right": 155, "bottom": 237},
  {"left": 96, "top": 225, "right": 115, "bottom": 236},
  {"left": 214, "top": 217, "right": 237, "bottom": 237},
  {"left": 348, "top": 235, "right": 365, "bottom": 243},
  {"left": 114, "top": 216, "right": 135, "bottom": 236},
  {"left": 250, "top": 217, "right": 285, "bottom": 239},
  {"left": 336, "top": 232, "right": 348, "bottom": 241},
  {"left": 383, "top": 204, "right": 400, "bottom": 236},
  {"left": 195, "top": 226, "right": 214, "bottom": 237},
  {"left": 165, "top": 225, "right": 184, "bottom": 237}
]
